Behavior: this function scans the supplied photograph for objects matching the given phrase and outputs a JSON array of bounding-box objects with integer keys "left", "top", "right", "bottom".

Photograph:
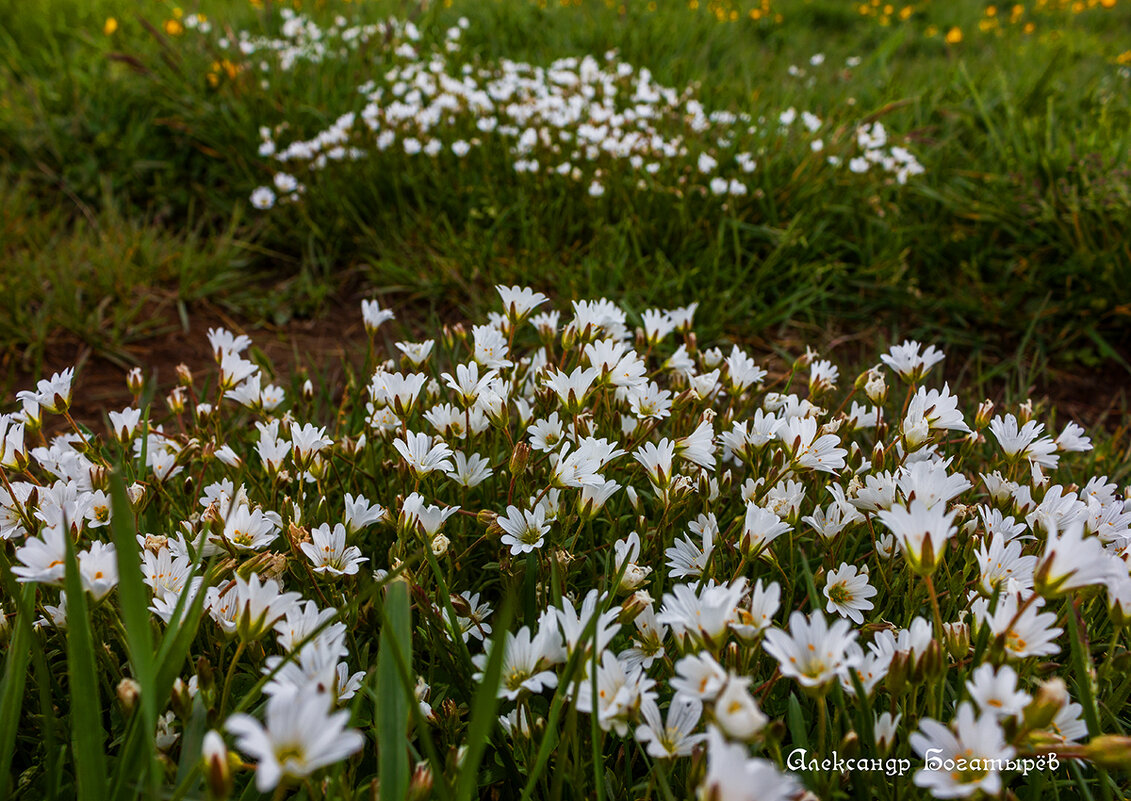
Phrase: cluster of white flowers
[
  {"left": 3, "top": 288, "right": 1129, "bottom": 798},
  {"left": 219, "top": 12, "right": 926, "bottom": 208}
]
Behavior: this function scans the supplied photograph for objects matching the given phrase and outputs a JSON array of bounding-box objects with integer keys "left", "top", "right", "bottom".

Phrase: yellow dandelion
[
  {"left": 945, "top": 26, "right": 963, "bottom": 43},
  {"left": 164, "top": 19, "right": 184, "bottom": 36},
  {"left": 103, "top": 17, "right": 118, "bottom": 35}
]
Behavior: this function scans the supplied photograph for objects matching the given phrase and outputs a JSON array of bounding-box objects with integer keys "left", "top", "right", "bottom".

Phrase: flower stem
[{"left": 219, "top": 640, "right": 246, "bottom": 720}]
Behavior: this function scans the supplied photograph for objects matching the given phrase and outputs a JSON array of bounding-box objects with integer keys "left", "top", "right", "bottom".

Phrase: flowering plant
[{"left": 1, "top": 289, "right": 1129, "bottom": 799}]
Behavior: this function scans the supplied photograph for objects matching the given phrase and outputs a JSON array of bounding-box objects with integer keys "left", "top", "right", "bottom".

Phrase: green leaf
[
  {"left": 454, "top": 595, "right": 514, "bottom": 801},
  {"left": 786, "top": 693, "right": 810, "bottom": 752},
  {"left": 63, "top": 519, "right": 109, "bottom": 801},
  {"left": 109, "top": 469, "right": 160, "bottom": 796},
  {"left": 376, "top": 579, "right": 413, "bottom": 801},
  {"left": 0, "top": 582, "right": 35, "bottom": 799}
]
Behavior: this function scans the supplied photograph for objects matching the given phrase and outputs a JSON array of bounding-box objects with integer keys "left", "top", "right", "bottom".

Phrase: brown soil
[{"left": 7, "top": 293, "right": 1130, "bottom": 439}]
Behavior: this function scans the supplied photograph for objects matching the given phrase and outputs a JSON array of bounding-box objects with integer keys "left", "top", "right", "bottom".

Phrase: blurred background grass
[{"left": 1, "top": 0, "right": 1128, "bottom": 406}]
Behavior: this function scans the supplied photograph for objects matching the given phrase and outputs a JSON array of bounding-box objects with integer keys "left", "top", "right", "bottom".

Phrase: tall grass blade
[
  {"left": 376, "top": 578, "right": 412, "bottom": 801},
  {"left": 62, "top": 517, "right": 109, "bottom": 801},
  {"left": 0, "top": 582, "right": 35, "bottom": 798},
  {"left": 109, "top": 469, "right": 160, "bottom": 796}
]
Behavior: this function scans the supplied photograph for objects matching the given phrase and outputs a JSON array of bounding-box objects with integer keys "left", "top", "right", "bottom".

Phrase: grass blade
[
  {"left": 62, "top": 517, "right": 109, "bottom": 801},
  {"left": 453, "top": 594, "right": 514, "bottom": 801},
  {"left": 0, "top": 581, "right": 35, "bottom": 798},
  {"left": 376, "top": 578, "right": 412, "bottom": 801},
  {"left": 109, "top": 469, "right": 160, "bottom": 796}
]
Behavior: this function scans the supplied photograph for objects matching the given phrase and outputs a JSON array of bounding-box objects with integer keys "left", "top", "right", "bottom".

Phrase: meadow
[{"left": 2, "top": 0, "right": 1131, "bottom": 799}]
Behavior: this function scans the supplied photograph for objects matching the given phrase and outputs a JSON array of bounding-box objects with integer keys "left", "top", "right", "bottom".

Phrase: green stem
[{"left": 218, "top": 641, "right": 246, "bottom": 720}]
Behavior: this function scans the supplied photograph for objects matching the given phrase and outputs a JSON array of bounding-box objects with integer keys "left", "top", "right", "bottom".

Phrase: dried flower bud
[
  {"left": 143, "top": 534, "right": 168, "bottom": 554},
  {"left": 117, "top": 678, "right": 141, "bottom": 715},
  {"left": 431, "top": 533, "right": 450, "bottom": 557}
]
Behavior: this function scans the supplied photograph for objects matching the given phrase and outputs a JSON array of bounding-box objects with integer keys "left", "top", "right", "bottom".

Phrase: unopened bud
[
  {"left": 431, "top": 533, "right": 450, "bottom": 557},
  {"left": 839, "top": 731, "right": 860, "bottom": 760},
  {"left": 886, "top": 651, "right": 910, "bottom": 697},
  {"left": 477, "top": 509, "right": 499, "bottom": 528},
  {"left": 1018, "top": 400, "right": 1034, "bottom": 424},
  {"left": 89, "top": 464, "right": 110, "bottom": 492},
  {"left": 1081, "top": 735, "right": 1131, "bottom": 770},
  {"left": 943, "top": 622, "right": 970, "bottom": 660},
  {"left": 127, "top": 367, "right": 144, "bottom": 396},
  {"left": 302, "top": 378, "right": 314, "bottom": 400},
  {"left": 1023, "top": 677, "right": 1068, "bottom": 732},
  {"left": 618, "top": 590, "right": 651, "bottom": 625},
  {"left": 509, "top": 442, "right": 530, "bottom": 477},
  {"left": 974, "top": 399, "right": 994, "bottom": 430},
  {"left": 127, "top": 482, "right": 146, "bottom": 506},
  {"left": 117, "top": 678, "right": 141, "bottom": 715},
  {"left": 176, "top": 363, "right": 194, "bottom": 387},
  {"left": 196, "top": 656, "right": 216, "bottom": 697},
  {"left": 167, "top": 387, "right": 187, "bottom": 415},
  {"left": 407, "top": 763, "right": 433, "bottom": 801},
  {"left": 202, "top": 730, "right": 233, "bottom": 799}
]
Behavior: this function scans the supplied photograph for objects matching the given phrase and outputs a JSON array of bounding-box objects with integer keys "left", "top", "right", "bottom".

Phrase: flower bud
[
  {"left": 127, "top": 367, "right": 144, "bottom": 397},
  {"left": 886, "top": 651, "right": 911, "bottom": 697},
  {"left": 127, "top": 482, "right": 146, "bottom": 506},
  {"left": 1081, "top": 735, "right": 1131, "bottom": 771},
  {"left": 617, "top": 590, "right": 652, "bottom": 625},
  {"left": 509, "top": 442, "right": 530, "bottom": 477},
  {"left": 974, "top": 399, "right": 994, "bottom": 430},
  {"left": 863, "top": 368, "right": 887, "bottom": 405},
  {"left": 1022, "top": 677, "right": 1068, "bottom": 732},
  {"left": 117, "top": 678, "right": 141, "bottom": 715},
  {"left": 201, "top": 730, "right": 233, "bottom": 799},
  {"left": 166, "top": 387, "right": 187, "bottom": 415},
  {"left": 175, "top": 363, "right": 194, "bottom": 387},
  {"left": 89, "top": 464, "right": 110, "bottom": 492},
  {"left": 196, "top": 656, "right": 216, "bottom": 698},
  {"left": 943, "top": 621, "right": 970, "bottom": 660},
  {"left": 431, "top": 533, "right": 450, "bottom": 557},
  {"left": 407, "top": 763, "right": 434, "bottom": 801}
]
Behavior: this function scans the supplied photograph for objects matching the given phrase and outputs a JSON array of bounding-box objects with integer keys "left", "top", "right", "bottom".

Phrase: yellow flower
[
  {"left": 945, "top": 26, "right": 963, "bottom": 43},
  {"left": 103, "top": 17, "right": 118, "bottom": 35},
  {"left": 164, "top": 19, "right": 184, "bottom": 36}
]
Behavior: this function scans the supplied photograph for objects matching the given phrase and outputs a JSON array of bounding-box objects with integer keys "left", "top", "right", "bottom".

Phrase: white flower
[
  {"left": 361, "top": 299, "right": 395, "bottom": 334},
  {"left": 713, "top": 677, "right": 767, "bottom": 740},
  {"left": 78, "top": 541, "right": 118, "bottom": 601},
  {"left": 497, "top": 504, "right": 550, "bottom": 555},
  {"left": 910, "top": 703, "right": 1014, "bottom": 799},
  {"left": 823, "top": 563, "right": 876, "bottom": 625},
  {"left": 300, "top": 523, "right": 368, "bottom": 576},
  {"left": 225, "top": 691, "right": 364, "bottom": 792},
  {"left": 472, "top": 626, "right": 559, "bottom": 700},
  {"left": 881, "top": 340, "right": 945, "bottom": 381},
  {"left": 250, "top": 186, "right": 276, "bottom": 210},
  {"left": 966, "top": 664, "right": 1029, "bottom": 720},
  {"left": 763, "top": 610, "right": 859, "bottom": 690},
  {"left": 344, "top": 493, "right": 386, "bottom": 534},
  {"left": 393, "top": 431, "right": 454, "bottom": 477},
  {"left": 701, "top": 726, "right": 799, "bottom": 801},
  {"left": 635, "top": 695, "right": 704, "bottom": 758},
  {"left": 876, "top": 499, "right": 958, "bottom": 576}
]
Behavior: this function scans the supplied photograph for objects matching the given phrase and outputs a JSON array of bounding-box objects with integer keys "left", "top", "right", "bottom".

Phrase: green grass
[{"left": 0, "top": 0, "right": 1129, "bottom": 381}]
